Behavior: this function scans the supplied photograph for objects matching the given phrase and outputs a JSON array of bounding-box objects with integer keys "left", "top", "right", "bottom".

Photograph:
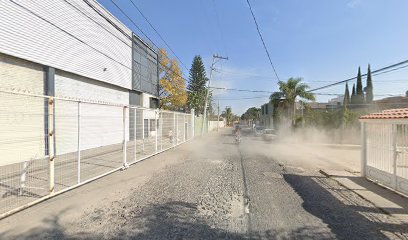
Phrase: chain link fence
[{"left": 0, "top": 90, "right": 194, "bottom": 218}]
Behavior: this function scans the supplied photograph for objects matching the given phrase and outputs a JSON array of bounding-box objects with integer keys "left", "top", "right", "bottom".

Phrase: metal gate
[{"left": 362, "top": 121, "right": 408, "bottom": 196}]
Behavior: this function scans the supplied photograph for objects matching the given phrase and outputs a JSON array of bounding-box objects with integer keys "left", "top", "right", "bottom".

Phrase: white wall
[
  {"left": 208, "top": 121, "right": 225, "bottom": 132},
  {"left": 0, "top": 54, "right": 45, "bottom": 166},
  {"left": 0, "top": 0, "right": 132, "bottom": 89},
  {"left": 55, "top": 71, "right": 129, "bottom": 154}
]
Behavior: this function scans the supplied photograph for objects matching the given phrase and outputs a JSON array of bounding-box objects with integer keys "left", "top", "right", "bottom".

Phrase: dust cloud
[{"left": 239, "top": 125, "right": 361, "bottom": 172}]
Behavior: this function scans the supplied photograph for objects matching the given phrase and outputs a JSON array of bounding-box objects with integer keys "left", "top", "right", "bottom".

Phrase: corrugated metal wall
[
  {"left": 0, "top": 53, "right": 45, "bottom": 166},
  {"left": 0, "top": 0, "right": 132, "bottom": 89},
  {"left": 132, "top": 36, "right": 159, "bottom": 96},
  {"left": 55, "top": 71, "right": 129, "bottom": 155}
]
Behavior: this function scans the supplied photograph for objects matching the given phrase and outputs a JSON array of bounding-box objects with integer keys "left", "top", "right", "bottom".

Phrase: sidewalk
[{"left": 320, "top": 170, "right": 408, "bottom": 222}]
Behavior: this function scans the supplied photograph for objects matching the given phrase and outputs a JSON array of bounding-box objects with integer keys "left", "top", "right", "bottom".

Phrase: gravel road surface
[{"left": 0, "top": 129, "right": 407, "bottom": 239}]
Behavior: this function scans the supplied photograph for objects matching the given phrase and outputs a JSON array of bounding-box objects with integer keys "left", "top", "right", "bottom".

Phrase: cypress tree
[
  {"left": 356, "top": 67, "right": 364, "bottom": 104},
  {"left": 343, "top": 82, "right": 350, "bottom": 107},
  {"left": 366, "top": 64, "right": 373, "bottom": 103},
  {"left": 187, "top": 55, "right": 208, "bottom": 116},
  {"left": 351, "top": 84, "right": 356, "bottom": 104}
]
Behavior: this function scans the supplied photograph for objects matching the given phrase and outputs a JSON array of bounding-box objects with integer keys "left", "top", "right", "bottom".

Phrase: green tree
[
  {"left": 351, "top": 84, "right": 356, "bottom": 105},
  {"left": 269, "top": 78, "right": 315, "bottom": 126},
  {"left": 343, "top": 82, "right": 350, "bottom": 107},
  {"left": 187, "top": 55, "right": 208, "bottom": 116},
  {"left": 158, "top": 49, "right": 187, "bottom": 110},
  {"left": 356, "top": 67, "right": 364, "bottom": 104},
  {"left": 241, "top": 107, "right": 260, "bottom": 122},
  {"left": 223, "top": 107, "right": 234, "bottom": 126},
  {"left": 366, "top": 64, "right": 373, "bottom": 103}
]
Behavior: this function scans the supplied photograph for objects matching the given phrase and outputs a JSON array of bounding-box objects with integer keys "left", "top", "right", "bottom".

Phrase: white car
[{"left": 262, "top": 129, "right": 277, "bottom": 142}]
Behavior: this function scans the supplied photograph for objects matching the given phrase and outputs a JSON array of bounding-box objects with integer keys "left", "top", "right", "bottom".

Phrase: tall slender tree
[
  {"left": 351, "top": 84, "right": 356, "bottom": 104},
  {"left": 356, "top": 67, "right": 364, "bottom": 104},
  {"left": 366, "top": 64, "right": 373, "bottom": 103},
  {"left": 187, "top": 55, "right": 208, "bottom": 116},
  {"left": 343, "top": 82, "right": 350, "bottom": 107}
]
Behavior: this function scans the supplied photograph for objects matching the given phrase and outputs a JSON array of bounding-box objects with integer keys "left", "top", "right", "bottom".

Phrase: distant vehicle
[
  {"left": 254, "top": 126, "right": 265, "bottom": 136},
  {"left": 262, "top": 129, "right": 277, "bottom": 142}
]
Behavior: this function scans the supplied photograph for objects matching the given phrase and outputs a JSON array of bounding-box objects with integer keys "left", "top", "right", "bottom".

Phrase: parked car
[
  {"left": 262, "top": 129, "right": 277, "bottom": 142},
  {"left": 254, "top": 126, "right": 265, "bottom": 136}
]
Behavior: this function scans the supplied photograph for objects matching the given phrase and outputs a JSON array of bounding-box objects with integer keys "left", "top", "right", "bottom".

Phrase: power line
[
  {"left": 313, "top": 93, "right": 401, "bottom": 97},
  {"left": 105, "top": 0, "right": 190, "bottom": 82},
  {"left": 245, "top": 0, "right": 280, "bottom": 82},
  {"left": 9, "top": 0, "right": 132, "bottom": 70},
  {"left": 210, "top": 86, "right": 401, "bottom": 98},
  {"left": 109, "top": 0, "right": 159, "bottom": 49},
  {"left": 214, "top": 96, "right": 270, "bottom": 100},
  {"left": 12, "top": 0, "right": 190, "bottom": 91},
  {"left": 128, "top": 0, "right": 189, "bottom": 72},
  {"left": 68, "top": 0, "right": 190, "bottom": 87},
  {"left": 109, "top": 0, "right": 190, "bottom": 80},
  {"left": 211, "top": 0, "right": 228, "bottom": 56},
  {"left": 308, "top": 60, "right": 408, "bottom": 92},
  {"left": 210, "top": 86, "right": 274, "bottom": 93}
]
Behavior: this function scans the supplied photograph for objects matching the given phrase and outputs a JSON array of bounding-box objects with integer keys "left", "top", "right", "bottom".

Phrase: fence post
[
  {"left": 48, "top": 97, "right": 55, "bottom": 194},
  {"left": 155, "top": 110, "right": 158, "bottom": 153},
  {"left": 77, "top": 101, "right": 81, "bottom": 184},
  {"left": 160, "top": 112, "right": 163, "bottom": 151},
  {"left": 392, "top": 124, "right": 398, "bottom": 189},
  {"left": 173, "top": 112, "right": 176, "bottom": 146},
  {"left": 184, "top": 114, "right": 186, "bottom": 142},
  {"left": 176, "top": 113, "right": 179, "bottom": 145},
  {"left": 361, "top": 122, "right": 367, "bottom": 177},
  {"left": 142, "top": 110, "right": 145, "bottom": 152},
  {"left": 191, "top": 109, "right": 195, "bottom": 138},
  {"left": 19, "top": 161, "right": 28, "bottom": 195},
  {"left": 134, "top": 108, "right": 137, "bottom": 162},
  {"left": 123, "top": 106, "right": 128, "bottom": 168}
]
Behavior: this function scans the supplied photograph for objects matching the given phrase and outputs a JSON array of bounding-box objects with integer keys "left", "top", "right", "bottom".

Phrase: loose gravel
[{"left": 1, "top": 131, "right": 407, "bottom": 239}]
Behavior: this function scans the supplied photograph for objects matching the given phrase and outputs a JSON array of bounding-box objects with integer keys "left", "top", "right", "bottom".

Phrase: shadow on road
[
  {"left": 1, "top": 201, "right": 350, "bottom": 240},
  {"left": 284, "top": 174, "right": 408, "bottom": 240},
  {"left": 330, "top": 174, "right": 408, "bottom": 216}
]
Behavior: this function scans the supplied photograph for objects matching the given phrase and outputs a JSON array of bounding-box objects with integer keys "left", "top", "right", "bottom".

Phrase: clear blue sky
[{"left": 98, "top": 0, "right": 408, "bottom": 115}]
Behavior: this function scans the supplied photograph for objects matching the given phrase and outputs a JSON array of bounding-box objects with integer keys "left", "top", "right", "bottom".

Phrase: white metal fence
[
  {"left": 0, "top": 90, "right": 194, "bottom": 218},
  {"left": 361, "top": 121, "right": 408, "bottom": 196},
  {"left": 208, "top": 120, "right": 225, "bottom": 132}
]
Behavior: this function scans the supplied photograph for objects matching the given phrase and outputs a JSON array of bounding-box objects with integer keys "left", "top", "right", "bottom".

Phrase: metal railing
[{"left": 0, "top": 89, "right": 194, "bottom": 218}]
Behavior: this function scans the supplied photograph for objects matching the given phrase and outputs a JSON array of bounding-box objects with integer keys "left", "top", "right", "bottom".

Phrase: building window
[
  {"left": 129, "top": 91, "right": 142, "bottom": 106},
  {"left": 265, "top": 104, "right": 268, "bottom": 115},
  {"left": 149, "top": 97, "right": 159, "bottom": 109},
  {"left": 132, "top": 35, "right": 159, "bottom": 96},
  {"left": 150, "top": 119, "right": 156, "bottom": 131}
]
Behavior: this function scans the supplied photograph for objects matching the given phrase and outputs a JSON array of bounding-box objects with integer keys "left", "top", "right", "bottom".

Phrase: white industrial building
[{"left": 0, "top": 0, "right": 159, "bottom": 164}]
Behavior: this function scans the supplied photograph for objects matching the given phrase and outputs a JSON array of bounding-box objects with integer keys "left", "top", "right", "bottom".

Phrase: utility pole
[
  {"left": 217, "top": 100, "right": 220, "bottom": 132},
  {"left": 202, "top": 54, "right": 228, "bottom": 135}
]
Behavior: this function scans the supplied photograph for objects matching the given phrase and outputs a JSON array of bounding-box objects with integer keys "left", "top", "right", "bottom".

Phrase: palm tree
[
  {"left": 223, "top": 107, "right": 233, "bottom": 126},
  {"left": 270, "top": 78, "right": 315, "bottom": 126}
]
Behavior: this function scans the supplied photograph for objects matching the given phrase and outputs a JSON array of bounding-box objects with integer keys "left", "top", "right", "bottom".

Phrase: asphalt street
[{"left": 0, "top": 129, "right": 407, "bottom": 239}]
